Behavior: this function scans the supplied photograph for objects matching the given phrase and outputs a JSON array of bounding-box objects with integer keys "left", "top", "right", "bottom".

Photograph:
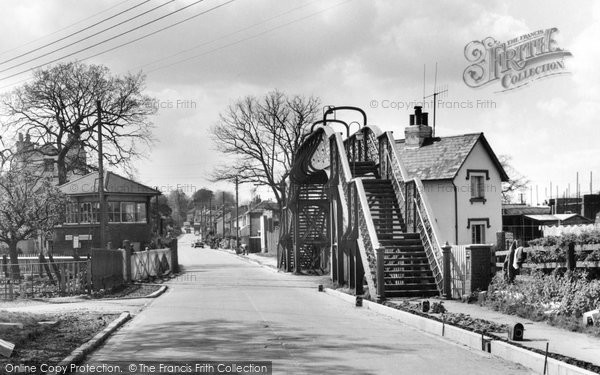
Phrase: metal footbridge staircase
[{"left": 279, "top": 106, "right": 446, "bottom": 300}]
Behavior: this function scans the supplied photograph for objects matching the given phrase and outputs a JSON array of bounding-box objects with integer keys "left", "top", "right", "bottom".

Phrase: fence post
[
  {"left": 566, "top": 242, "right": 576, "bottom": 272},
  {"left": 86, "top": 259, "right": 92, "bottom": 294},
  {"left": 123, "top": 240, "right": 132, "bottom": 282},
  {"left": 170, "top": 238, "right": 179, "bottom": 273},
  {"left": 442, "top": 242, "right": 452, "bottom": 299},
  {"left": 376, "top": 247, "right": 385, "bottom": 302}
]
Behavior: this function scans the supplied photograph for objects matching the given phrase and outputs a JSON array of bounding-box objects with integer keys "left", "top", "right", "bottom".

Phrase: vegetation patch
[
  {"left": 485, "top": 271, "right": 600, "bottom": 336},
  {"left": 0, "top": 311, "right": 117, "bottom": 373}
]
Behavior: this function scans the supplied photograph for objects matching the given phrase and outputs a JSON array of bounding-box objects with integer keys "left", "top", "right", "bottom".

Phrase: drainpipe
[{"left": 452, "top": 181, "right": 458, "bottom": 244}]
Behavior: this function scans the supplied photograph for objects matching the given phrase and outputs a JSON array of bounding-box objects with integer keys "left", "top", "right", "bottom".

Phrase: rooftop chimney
[{"left": 405, "top": 106, "right": 432, "bottom": 148}]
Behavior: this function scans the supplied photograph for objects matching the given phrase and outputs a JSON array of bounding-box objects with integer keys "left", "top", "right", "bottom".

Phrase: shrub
[{"left": 485, "top": 271, "right": 600, "bottom": 334}]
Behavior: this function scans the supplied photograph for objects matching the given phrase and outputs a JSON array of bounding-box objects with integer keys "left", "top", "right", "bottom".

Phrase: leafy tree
[
  {"left": 2, "top": 61, "right": 156, "bottom": 184},
  {"left": 167, "top": 189, "right": 190, "bottom": 226},
  {"left": 0, "top": 166, "right": 66, "bottom": 278},
  {"left": 211, "top": 90, "right": 320, "bottom": 210},
  {"left": 499, "top": 154, "right": 529, "bottom": 203},
  {"left": 192, "top": 188, "right": 214, "bottom": 209}
]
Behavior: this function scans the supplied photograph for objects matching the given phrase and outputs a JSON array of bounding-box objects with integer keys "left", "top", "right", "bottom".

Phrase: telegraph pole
[
  {"left": 97, "top": 100, "right": 107, "bottom": 249},
  {"left": 235, "top": 176, "right": 239, "bottom": 250}
]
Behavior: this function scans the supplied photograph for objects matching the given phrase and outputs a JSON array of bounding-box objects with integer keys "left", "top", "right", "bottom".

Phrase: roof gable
[
  {"left": 59, "top": 171, "right": 160, "bottom": 196},
  {"left": 394, "top": 133, "right": 509, "bottom": 181}
]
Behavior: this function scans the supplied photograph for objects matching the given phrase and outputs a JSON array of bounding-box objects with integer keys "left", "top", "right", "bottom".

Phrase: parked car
[{"left": 191, "top": 240, "right": 204, "bottom": 248}]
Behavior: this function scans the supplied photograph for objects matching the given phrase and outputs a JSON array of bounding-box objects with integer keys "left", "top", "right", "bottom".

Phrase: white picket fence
[
  {"left": 450, "top": 245, "right": 467, "bottom": 299},
  {"left": 121, "top": 248, "right": 172, "bottom": 281}
]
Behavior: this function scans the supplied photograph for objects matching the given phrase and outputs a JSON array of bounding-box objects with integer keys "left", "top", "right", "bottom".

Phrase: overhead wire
[
  {"left": 0, "top": 0, "right": 135, "bottom": 57},
  {"left": 0, "top": 0, "right": 153, "bottom": 66},
  {"left": 0, "top": 0, "right": 177, "bottom": 74}
]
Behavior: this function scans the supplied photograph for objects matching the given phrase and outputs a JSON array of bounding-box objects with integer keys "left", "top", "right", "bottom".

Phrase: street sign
[{"left": 73, "top": 235, "right": 80, "bottom": 249}]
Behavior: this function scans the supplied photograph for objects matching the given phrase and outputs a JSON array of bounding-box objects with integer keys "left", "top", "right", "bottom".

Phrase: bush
[{"left": 486, "top": 271, "right": 600, "bottom": 334}]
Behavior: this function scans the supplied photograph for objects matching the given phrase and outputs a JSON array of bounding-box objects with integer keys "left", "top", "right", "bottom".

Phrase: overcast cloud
[{"left": 0, "top": 0, "right": 598, "bottom": 203}]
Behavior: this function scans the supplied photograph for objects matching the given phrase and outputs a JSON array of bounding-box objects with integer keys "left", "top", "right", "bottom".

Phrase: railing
[
  {"left": 412, "top": 178, "right": 444, "bottom": 292},
  {"left": 378, "top": 130, "right": 445, "bottom": 294},
  {"left": 1, "top": 259, "right": 90, "bottom": 300},
  {"left": 354, "top": 178, "right": 381, "bottom": 291},
  {"left": 331, "top": 131, "right": 378, "bottom": 298}
]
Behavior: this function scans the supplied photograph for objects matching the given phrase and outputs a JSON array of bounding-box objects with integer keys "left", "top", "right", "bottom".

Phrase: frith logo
[{"left": 463, "top": 28, "right": 572, "bottom": 92}]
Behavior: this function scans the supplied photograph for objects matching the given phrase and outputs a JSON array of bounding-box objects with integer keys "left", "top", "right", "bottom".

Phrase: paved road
[{"left": 85, "top": 235, "right": 531, "bottom": 374}]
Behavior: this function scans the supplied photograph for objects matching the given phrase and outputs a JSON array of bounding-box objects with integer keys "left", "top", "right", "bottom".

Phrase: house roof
[
  {"left": 502, "top": 204, "right": 551, "bottom": 216},
  {"left": 59, "top": 171, "right": 160, "bottom": 196},
  {"left": 394, "top": 133, "right": 509, "bottom": 181}
]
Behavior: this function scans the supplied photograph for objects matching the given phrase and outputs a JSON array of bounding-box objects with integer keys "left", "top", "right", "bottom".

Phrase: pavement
[
  {"left": 205, "top": 237, "right": 600, "bottom": 372},
  {"left": 80, "top": 234, "right": 531, "bottom": 375}
]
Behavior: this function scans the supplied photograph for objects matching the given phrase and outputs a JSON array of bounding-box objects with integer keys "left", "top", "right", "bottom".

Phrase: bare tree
[
  {"left": 499, "top": 154, "right": 529, "bottom": 203},
  {"left": 0, "top": 164, "right": 67, "bottom": 278},
  {"left": 211, "top": 90, "right": 320, "bottom": 209},
  {"left": 1, "top": 61, "right": 156, "bottom": 184}
]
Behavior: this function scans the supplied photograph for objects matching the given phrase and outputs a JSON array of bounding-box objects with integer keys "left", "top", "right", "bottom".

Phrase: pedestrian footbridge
[{"left": 279, "top": 106, "right": 444, "bottom": 299}]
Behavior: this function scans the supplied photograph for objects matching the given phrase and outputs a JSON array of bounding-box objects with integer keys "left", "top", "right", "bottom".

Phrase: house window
[
  {"left": 471, "top": 224, "right": 486, "bottom": 244},
  {"left": 470, "top": 175, "right": 486, "bottom": 203},
  {"left": 65, "top": 201, "right": 147, "bottom": 224},
  {"left": 43, "top": 159, "right": 54, "bottom": 172}
]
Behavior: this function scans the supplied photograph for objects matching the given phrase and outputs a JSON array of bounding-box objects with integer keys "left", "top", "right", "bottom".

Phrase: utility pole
[
  {"left": 209, "top": 196, "right": 212, "bottom": 235},
  {"left": 222, "top": 191, "right": 225, "bottom": 238},
  {"left": 235, "top": 176, "right": 239, "bottom": 250},
  {"left": 96, "top": 100, "right": 107, "bottom": 249}
]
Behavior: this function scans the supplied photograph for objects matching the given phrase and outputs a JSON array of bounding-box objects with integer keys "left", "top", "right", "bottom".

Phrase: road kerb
[
  {"left": 323, "top": 288, "right": 597, "bottom": 375},
  {"left": 54, "top": 312, "right": 131, "bottom": 375}
]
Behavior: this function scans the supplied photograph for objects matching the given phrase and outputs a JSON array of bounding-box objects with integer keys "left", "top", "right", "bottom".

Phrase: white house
[{"left": 396, "top": 110, "right": 509, "bottom": 246}]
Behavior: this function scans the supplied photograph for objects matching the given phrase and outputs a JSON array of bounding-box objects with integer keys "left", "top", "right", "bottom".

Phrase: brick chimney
[{"left": 405, "top": 106, "right": 432, "bottom": 148}]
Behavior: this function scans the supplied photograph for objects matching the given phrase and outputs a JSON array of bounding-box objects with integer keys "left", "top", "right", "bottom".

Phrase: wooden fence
[
  {"left": 1, "top": 259, "right": 90, "bottom": 300},
  {"left": 495, "top": 244, "right": 600, "bottom": 272},
  {"left": 128, "top": 248, "right": 172, "bottom": 281}
]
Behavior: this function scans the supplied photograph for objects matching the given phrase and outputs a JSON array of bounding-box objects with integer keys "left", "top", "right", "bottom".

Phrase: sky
[{"left": 0, "top": 0, "right": 598, "bottom": 204}]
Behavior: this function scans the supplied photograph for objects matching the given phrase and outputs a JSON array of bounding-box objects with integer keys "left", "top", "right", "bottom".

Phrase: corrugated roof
[
  {"left": 395, "top": 132, "right": 508, "bottom": 181},
  {"left": 503, "top": 205, "right": 551, "bottom": 215},
  {"left": 59, "top": 171, "right": 160, "bottom": 196},
  {"left": 554, "top": 214, "right": 577, "bottom": 220},
  {"left": 524, "top": 214, "right": 560, "bottom": 221}
]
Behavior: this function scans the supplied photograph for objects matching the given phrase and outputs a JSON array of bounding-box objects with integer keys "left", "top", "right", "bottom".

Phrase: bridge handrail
[{"left": 378, "top": 130, "right": 444, "bottom": 293}]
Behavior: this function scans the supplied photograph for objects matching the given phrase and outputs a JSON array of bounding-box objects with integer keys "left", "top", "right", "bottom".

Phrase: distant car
[{"left": 191, "top": 240, "right": 204, "bottom": 248}]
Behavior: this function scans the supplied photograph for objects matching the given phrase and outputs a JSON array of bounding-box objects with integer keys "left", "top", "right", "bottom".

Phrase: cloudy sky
[{"left": 0, "top": 0, "right": 598, "bottom": 204}]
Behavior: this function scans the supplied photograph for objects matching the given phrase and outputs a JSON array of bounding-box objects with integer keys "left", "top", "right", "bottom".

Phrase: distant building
[
  {"left": 53, "top": 171, "right": 160, "bottom": 254},
  {"left": 502, "top": 203, "right": 593, "bottom": 243},
  {"left": 549, "top": 194, "right": 600, "bottom": 221},
  {"left": 238, "top": 201, "right": 280, "bottom": 253},
  {"left": 14, "top": 132, "right": 87, "bottom": 185}
]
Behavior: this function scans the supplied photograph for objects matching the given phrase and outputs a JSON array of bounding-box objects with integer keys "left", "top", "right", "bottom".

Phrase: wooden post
[
  {"left": 442, "top": 242, "right": 452, "bottom": 299},
  {"left": 97, "top": 100, "right": 107, "bottom": 250},
  {"left": 86, "top": 259, "right": 92, "bottom": 294},
  {"left": 376, "top": 246, "right": 385, "bottom": 302},
  {"left": 123, "top": 240, "right": 132, "bottom": 282},
  {"left": 170, "top": 238, "right": 179, "bottom": 273},
  {"left": 567, "top": 242, "right": 576, "bottom": 272}
]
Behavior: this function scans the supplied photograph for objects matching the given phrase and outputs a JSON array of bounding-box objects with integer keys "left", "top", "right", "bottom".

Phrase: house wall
[
  {"left": 53, "top": 194, "right": 153, "bottom": 254},
  {"left": 422, "top": 180, "right": 456, "bottom": 245},
  {"left": 53, "top": 223, "right": 152, "bottom": 255},
  {"left": 452, "top": 141, "right": 503, "bottom": 246}
]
